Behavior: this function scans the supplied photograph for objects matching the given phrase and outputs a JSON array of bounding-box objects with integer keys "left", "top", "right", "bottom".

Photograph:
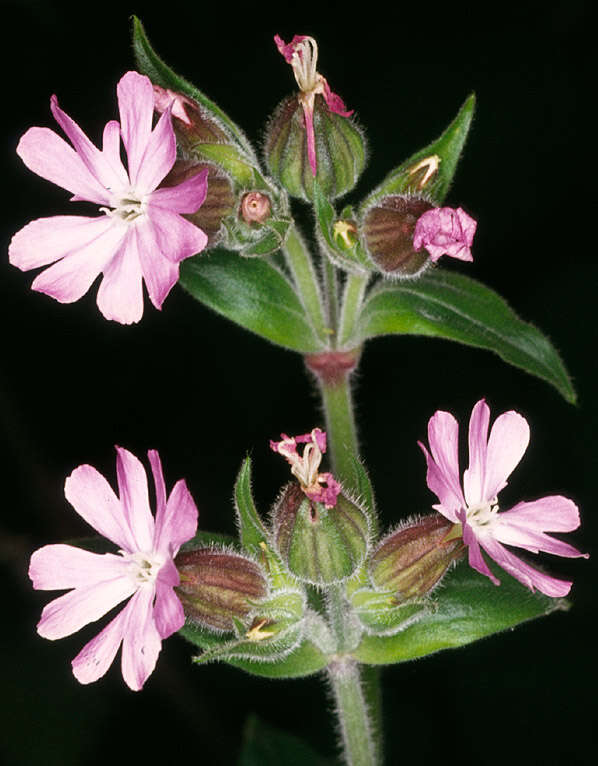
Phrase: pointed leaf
[
  {"left": 357, "top": 270, "right": 575, "bottom": 403},
  {"left": 238, "top": 715, "right": 336, "bottom": 766},
  {"left": 132, "top": 17, "right": 258, "bottom": 163},
  {"left": 361, "top": 94, "right": 475, "bottom": 210},
  {"left": 352, "top": 562, "right": 567, "bottom": 664},
  {"left": 179, "top": 250, "right": 324, "bottom": 352},
  {"left": 234, "top": 457, "right": 269, "bottom": 555}
]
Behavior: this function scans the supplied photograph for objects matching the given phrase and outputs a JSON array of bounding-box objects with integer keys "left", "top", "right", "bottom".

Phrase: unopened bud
[
  {"left": 362, "top": 195, "right": 434, "bottom": 278},
  {"left": 240, "top": 191, "right": 271, "bottom": 224},
  {"left": 272, "top": 483, "right": 369, "bottom": 586},
  {"left": 265, "top": 94, "right": 366, "bottom": 202},
  {"left": 161, "top": 161, "right": 236, "bottom": 245},
  {"left": 369, "top": 515, "right": 464, "bottom": 601},
  {"left": 176, "top": 548, "right": 268, "bottom": 632}
]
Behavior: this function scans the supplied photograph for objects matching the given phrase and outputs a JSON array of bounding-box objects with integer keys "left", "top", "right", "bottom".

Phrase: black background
[{"left": 1, "top": 1, "right": 595, "bottom": 764}]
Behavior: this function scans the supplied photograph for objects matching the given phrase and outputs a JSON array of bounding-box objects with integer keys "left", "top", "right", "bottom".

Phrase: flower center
[
  {"left": 465, "top": 501, "right": 499, "bottom": 530},
  {"left": 122, "top": 550, "right": 164, "bottom": 587},
  {"left": 101, "top": 192, "right": 147, "bottom": 223}
]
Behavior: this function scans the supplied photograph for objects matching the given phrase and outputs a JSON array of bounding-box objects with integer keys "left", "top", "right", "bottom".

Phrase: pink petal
[
  {"left": 36, "top": 576, "right": 136, "bottom": 640},
  {"left": 480, "top": 536, "right": 572, "bottom": 597},
  {"left": 29, "top": 544, "right": 129, "bottom": 591},
  {"left": 71, "top": 603, "right": 128, "bottom": 685},
  {"left": 145, "top": 206, "right": 208, "bottom": 263},
  {"left": 120, "top": 587, "right": 162, "bottom": 691},
  {"left": 149, "top": 169, "right": 209, "bottom": 215},
  {"left": 115, "top": 447, "right": 154, "bottom": 553},
  {"left": 134, "top": 108, "right": 176, "bottom": 194},
  {"left": 95, "top": 230, "right": 145, "bottom": 324},
  {"left": 499, "top": 496, "right": 582, "bottom": 532},
  {"left": 101, "top": 119, "right": 129, "bottom": 190},
  {"left": 274, "top": 34, "right": 308, "bottom": 64},
  {"left": 419, "top": 444, "right": 461, "bottom": 523},
  {"left": 321, "top": 79, "right": 353, "bottom": 117},
  {"left": 153, "top": 577, "right": 185, "bottom": 639},
  {"left": 65, "top": 464, "right": 135, "bottom": 551},
  {"left": 484, "top": 410, "right": 530, "bottom": 500},
  {"left": 134, "top": 218, "right": 180, "bottom": 310},
  {"left": 419, "top": 410, "right": 465, "bottom": 513},
  {"left": 148, "top": 450, "right": 167, "bottom": 532},
  {"left": 17, "top": 127, "right": 109, "bottom": 205},
  {"left": 30, "top": 220, "right": 127, "bottom": 304},
  {"left": 117, "top": 72, "right": 155, "bottom": 187},
  {"left": 154, "top": 479, "right": 198, "bottom": 556},
  {"left": 50, "top": 95, "right": 126, "bottom": 194},
  {"left": 461, "top": 517, "right": 499, "bottom": 584},
  {"left": 9, "top": 215, "right": 116, "bottom": 271},
  {"left": 495, "top": 497, "right": 586, "bottom": 558},
  {"left": 463, "top": 399, "right": 490, "bottom": 507}
]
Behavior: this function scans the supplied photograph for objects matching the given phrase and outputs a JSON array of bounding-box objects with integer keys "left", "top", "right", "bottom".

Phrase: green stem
[
  {"left": 338, "top": 272, "right": 370, "bottom": 347},
  {"left": 319, "top": 375, "right": 359, "bottom": 489},
  {"left": 327, "top": 658, "right": 377, "bottom": 766},
  {"left": 283, "top": 225, "right": 329, "bottom": 344}
]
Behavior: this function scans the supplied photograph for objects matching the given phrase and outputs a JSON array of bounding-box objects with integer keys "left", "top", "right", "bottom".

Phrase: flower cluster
[
  {"left": 9, "top": 72, "right": 208, "bottom": 324},
  {"left": 29, "top": 448, "right": 198, "bottom": 690}
]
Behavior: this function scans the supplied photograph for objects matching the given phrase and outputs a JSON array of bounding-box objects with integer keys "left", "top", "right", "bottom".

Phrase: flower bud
[
  {"left": 153, "top": 85, "right": 229, "bottom": 151},
  {"left": 240, "top": 191, "right": 271, "bottom": 224},
  {"left": 176, "top": 548, "right": 268, "bottom": 632},
  {"left": 272, "top": 482, "right": 369, "bottom": 586},
  {"left": 265, "top": 94, "right": 366, "bottom": 202},
  {"left": 161, "top": 161, "right": 236, "bottom": 245},
  {"left": 369, "top": 514, "right": 464, "bottom": 601},
  {"left": 362, "top": 195, "right": 435, "bottom": 278}
]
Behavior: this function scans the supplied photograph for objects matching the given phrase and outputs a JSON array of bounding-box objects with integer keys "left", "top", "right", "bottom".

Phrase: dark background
[{"left": 1, "top": 1, "right": 595, "bottom": 763}]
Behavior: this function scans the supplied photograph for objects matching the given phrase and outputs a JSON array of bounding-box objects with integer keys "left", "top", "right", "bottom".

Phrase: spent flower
[
  {"left": 274, "top": 35, "right": 353, "bottom": 177},
  {"left": 413, "top": 206, "right": 476, "bottom": 263},
  {"left": 9, "top": 71, "right": 209, "bottom": 324},
  {"left": 270, "top": 428, "right": 341, "bottom": 508},
  {"left": 419, "top": 399, "right": 587, "bottom": 596},
  {"left": 29, "top": 447, "right": 198, "bottom": 690}
]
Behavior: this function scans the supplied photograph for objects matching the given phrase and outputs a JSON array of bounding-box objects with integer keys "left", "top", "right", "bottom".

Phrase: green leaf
[
  {"left": 352, "top": 562, "right": 567, "bottom": 664},
  {"left": 179, "top": 250, "right": 324, "bottom": 352},
  {"left": 347, "top": 455, "right": 378, "bottom": 538},
  {"left": 234, "top": 457, "right": 269, "bottom": 555},
  {"left": 358, "top": 269, "right": 576, "bottom": 403},
  {"left": 228, "top": 638, "right": 329, "bottom": 679},
  {"left": 132, "top": 17, "right": 258, "bottom": 163},
  {"left": 361, "top": 94, "right": 475, "bottom": 210},
  {"left": 238, "top": 715, "right": 336, "bottom": 766}
]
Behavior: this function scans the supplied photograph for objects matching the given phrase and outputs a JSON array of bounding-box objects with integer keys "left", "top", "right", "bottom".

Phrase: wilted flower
[
  {"left": 9, "top": 71, "right": 208, "bottom": 324},
  {"left": 270, "top": 428, "right": 341, "bottom": 508},
  {"left": 413, "top": 206, "right": 476, "bottom": 263},
  {"left": 274, "top": 34, "right": 353, "bottom": 176},
  {"left": 29, "top": 447, "right": 198, "bottom": 690},
  {"left": 419, "top": 399, "right": 587, "bottom": 596}
]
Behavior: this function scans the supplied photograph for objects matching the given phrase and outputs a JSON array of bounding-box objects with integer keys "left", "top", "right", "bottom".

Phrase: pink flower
[
  {"left": 418, "top": 399, "right": 587, "bottom": 597},
  {"left": 270, "top": 427, "right": 341, "bottom": 508},
  {"left": 9, "top": 71, "right": 209, "bottom": 324},
  {"left": 413, "top": 206, "right": 476, "bottom": 263},
  {"left": 274, "top": 35, "right": 353, "bottom": 176},
  {"left": 29, "top": 447, "right": 198, "bottom": 690}
]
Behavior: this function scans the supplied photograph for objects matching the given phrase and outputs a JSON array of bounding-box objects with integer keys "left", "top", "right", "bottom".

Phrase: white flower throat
[
  {"left": 122, "top": 550, "right": 164, "bottom": 586},
  {"left": 101, "top": 190, "right": 147, "bottom": 223},
  {"left": 465, "top": 500, "right": 499, "bottom": 530}
]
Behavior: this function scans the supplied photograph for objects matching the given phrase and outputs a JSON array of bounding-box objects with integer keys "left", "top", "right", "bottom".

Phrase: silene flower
[
  {"left": 274, "top": 34, "right": 353, "bottom": 176},
  {"left": 9, "top": 71, "right": 209, "bottom": 324},
  {"left": 418, "top": 399, "right": 587, "bottom": 597},
  {"left": 29, "top": 447, "right": 198, "bottom": 691},
  {"left": 413, "top": 206, "right": 477, "bottom": 263},
  {"left": 270, "top": 427, "right": 341, "bottom": 508}
]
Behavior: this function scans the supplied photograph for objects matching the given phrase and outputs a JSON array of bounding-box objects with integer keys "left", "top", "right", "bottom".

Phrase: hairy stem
[
  {"left": 283, "top": 225, "right": 329, "bottom": 344},
  {"left": 327, "top": 658, "right": 377, "bottom": 766},
  {"left": 338, "top": 272, "right": 370, "bottom": 347}
]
